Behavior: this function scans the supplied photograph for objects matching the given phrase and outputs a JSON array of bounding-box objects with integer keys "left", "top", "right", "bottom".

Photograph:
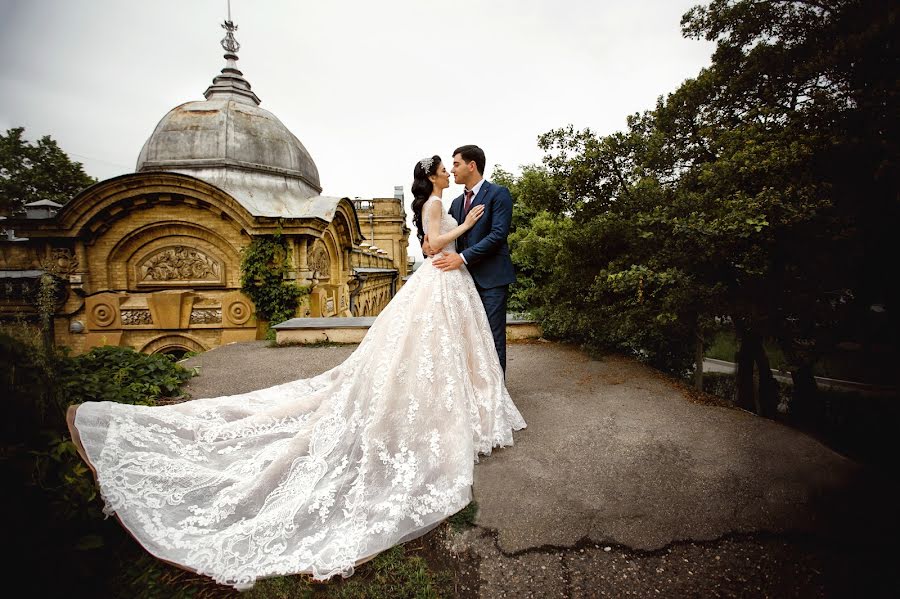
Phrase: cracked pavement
[{"left": 184, "top": 340, "right": 898, "bottom": 597}]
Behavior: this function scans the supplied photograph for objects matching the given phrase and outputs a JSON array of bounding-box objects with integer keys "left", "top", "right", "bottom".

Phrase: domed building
[{"left": 0, "top": 18, "right": 409, "bottom": 356}]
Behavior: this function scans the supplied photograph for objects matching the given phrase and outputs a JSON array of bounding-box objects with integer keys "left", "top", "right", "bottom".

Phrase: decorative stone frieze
[
  {"left": 189, "top": 308, "right": 223, "bottom": 324},
  {"left": 121, "top": 309, "right": 153, "bottom": 325}
]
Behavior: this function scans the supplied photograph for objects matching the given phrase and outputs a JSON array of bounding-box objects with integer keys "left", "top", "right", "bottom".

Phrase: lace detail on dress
[{"left": 71, "top": 202, "right": 526, "bottom": 590}]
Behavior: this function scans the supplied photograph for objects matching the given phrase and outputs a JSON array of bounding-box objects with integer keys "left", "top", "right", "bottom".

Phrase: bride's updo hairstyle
[{"left": 411, "top": 155, "right": 441, "bottom": 246}]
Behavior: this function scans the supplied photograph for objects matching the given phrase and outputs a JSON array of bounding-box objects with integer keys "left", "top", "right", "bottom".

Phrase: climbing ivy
[
  {"left": 239, "top": 234, "right": 309, "bottom": 337},
  {"left": 35, "top": 273, "right": 60, "bottom": 350}
]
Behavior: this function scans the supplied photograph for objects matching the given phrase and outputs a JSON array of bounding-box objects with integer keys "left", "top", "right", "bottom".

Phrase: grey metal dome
[
  {"left": 135, "top": 99, "right": 321, "bottom": 193},
  {"left": 136, "top": 20, "right": 322, "bottom": 197}
]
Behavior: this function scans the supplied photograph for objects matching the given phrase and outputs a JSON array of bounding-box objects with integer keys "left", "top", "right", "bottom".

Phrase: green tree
[
  {"left": 674, "top": 0, "right": 899, "bottom": 414},
  {"left": 0, "top": 126, "right": 97, "bottom": 216},
  {"left": 507, "top": 0, "right": 898, "bottom": 417},
  {"left": 493, "top": 165, "right": 568, "bottom": 315}
]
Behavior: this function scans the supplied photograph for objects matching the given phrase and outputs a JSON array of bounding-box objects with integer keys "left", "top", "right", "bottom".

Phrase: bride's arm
[{"left": 426, "top": 200, "right": 483, "bottom": 250}]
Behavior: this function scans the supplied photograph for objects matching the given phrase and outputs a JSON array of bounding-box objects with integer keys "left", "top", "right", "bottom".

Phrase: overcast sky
[{"left": 0, "top": 0, "right": 714, "bottom": 256}]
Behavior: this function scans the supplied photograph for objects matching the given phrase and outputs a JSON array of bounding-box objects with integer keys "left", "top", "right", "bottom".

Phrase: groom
[{"left": 425, "top": 144, "right": 516, "bottom": 373}]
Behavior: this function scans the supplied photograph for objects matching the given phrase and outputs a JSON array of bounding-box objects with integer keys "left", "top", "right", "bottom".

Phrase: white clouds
[{"left": 0, "top": 0, "right": 714, "bottom": 257}]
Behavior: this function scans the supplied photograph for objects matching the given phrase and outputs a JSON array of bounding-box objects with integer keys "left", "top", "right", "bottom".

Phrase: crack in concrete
[{"left": 466, "top": 524, "right": 833, "bottom": 561}]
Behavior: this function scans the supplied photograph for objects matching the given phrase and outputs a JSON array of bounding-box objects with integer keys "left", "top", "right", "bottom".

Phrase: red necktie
[{"left": 464, "top": 189, "right": 474, "bottom": 213}]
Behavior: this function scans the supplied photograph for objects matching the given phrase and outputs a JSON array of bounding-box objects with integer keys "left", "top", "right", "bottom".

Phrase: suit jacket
[{"left": 450, "top": 180, "right": 517, "bottom": 289}]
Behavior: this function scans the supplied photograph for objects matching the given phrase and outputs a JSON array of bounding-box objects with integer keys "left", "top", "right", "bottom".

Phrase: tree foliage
[
  {"left": 506, "top": 0, "right": 898, "bottom": 414},
  {"left": 0, "top": 126, "right": 97, "bottom": 215}
]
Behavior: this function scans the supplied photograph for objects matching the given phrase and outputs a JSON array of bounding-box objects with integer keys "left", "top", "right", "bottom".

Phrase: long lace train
[{"left": 68, "top": 196, "right": 525, "bottom": 590}]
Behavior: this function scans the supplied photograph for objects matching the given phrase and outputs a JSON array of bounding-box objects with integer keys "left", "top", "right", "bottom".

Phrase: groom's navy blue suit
[{"left": 450, "top": 180, "right": 516, "bottom": 372}]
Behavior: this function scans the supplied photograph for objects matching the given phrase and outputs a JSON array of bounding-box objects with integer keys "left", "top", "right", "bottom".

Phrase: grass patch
[
  {"left": 246, "top": 575, "right": 315, "bottom": 599},
  {"left": 109, "top": 534, "right": 454, "bottom": 598},
  {"left": 448, "top": 501, "right": 478, "bottom": 531},
  {"left": 324, "top": 545, "right": 448, "bottom": 599}
]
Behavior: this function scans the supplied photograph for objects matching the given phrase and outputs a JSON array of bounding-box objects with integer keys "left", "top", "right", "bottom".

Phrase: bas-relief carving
[
  {"left": 138, "top": 246, "right": 223, "bottom": 286},
  {"left": 308, "top": 243, "right": 330, "bottom": 280},
  {"left": 85, "top": 293, "right": 127, "bottom": 329},
  {"left": 222, "top": 292, "right": 253, "bottom": 326}
]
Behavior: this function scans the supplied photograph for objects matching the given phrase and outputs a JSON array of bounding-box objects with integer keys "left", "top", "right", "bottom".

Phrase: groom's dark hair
[{"left": 453, "top": 145, "right": 486, "bottom": 175}]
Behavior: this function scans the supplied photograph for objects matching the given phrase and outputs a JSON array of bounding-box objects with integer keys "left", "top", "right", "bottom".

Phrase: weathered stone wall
[{"left": 352, "top": 198, "right": 410, "bottom": 280}]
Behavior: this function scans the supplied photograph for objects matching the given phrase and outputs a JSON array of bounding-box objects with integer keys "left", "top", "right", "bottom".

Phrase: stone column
[
  {"left": 284, "top": 236, "right": 298, "bottom": 281},
  {"left": 296, "top": 237, "right": 313, "bottom": 286}
]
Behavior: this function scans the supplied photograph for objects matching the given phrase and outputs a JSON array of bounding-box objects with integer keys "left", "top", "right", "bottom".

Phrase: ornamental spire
[
  {"left": 221, "top": 1, "right": 240, "bottom": 54},
  {"left": 203, "top": 1, "right": 260, "bottom": 105}
]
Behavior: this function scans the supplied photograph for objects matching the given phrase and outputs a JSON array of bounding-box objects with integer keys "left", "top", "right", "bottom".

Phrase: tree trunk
[
  {"left": 790, "top": 363, "right": 818, "bottom": 425},
  {"left": 734, "top": 325, "right": 756, "bottom": 412},
  {"left": 694, "top": 330, "right": 704, "bottom": 391},
  {"left": 752, "top": 339, "right": 780, "bottom": 419}
]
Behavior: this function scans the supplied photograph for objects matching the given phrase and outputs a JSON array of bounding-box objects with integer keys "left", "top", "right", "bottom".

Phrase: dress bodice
[{"left": 422, "top": 196, "right": 459, "bottom": 254}]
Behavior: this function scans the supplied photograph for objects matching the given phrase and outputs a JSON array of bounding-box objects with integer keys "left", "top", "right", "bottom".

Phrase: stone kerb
[{"left": 273, "top": 315, "right": 542, "bottom": 345}]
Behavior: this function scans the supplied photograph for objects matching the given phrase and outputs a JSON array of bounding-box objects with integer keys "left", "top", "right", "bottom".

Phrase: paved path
[{"left": 183, "top": 341, "right": 897, "bottom": 597}]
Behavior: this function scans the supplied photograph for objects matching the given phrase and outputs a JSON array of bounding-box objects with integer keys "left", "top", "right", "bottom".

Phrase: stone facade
[
  {"left": 1, "top": 173, "right": 409, "bottom": 355},
  {"left": 352, "top": 197, "right": 410, "bottom": 269}
]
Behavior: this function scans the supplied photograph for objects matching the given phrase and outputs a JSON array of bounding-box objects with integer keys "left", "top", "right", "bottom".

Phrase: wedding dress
[{"left": 67, "top": 194, "right": 526, "bottom": 590}]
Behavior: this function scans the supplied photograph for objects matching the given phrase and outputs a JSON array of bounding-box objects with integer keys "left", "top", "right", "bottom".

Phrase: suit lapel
[
  {"left": 451, "top": 193, "right": 464, "bottom": 224},
  {"left": 470, "top": 180, "right": 491, "bottom": 209}
]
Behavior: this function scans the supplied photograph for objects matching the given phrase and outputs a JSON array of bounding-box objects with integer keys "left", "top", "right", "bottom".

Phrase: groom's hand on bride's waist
[{"left": 433, "top": 252, "right": 464, "bottom": 271}]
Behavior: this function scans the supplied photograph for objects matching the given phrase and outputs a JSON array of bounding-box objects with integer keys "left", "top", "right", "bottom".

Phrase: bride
[{"left": 66, "top": 155, "right": 526, "bottom": 590}]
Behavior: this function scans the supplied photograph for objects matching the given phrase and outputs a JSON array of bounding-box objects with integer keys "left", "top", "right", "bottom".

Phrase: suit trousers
[{"left": 474, "top": 282, "right": 508, "bottom": 374}]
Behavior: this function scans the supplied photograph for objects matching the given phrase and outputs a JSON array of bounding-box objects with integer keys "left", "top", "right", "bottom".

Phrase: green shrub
[{"left": 59, "top": 345, "right": 196, "bottom": 407}]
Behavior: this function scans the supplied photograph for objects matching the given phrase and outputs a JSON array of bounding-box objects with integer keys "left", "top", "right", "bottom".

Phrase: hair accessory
[{"left": 419, "top": 157, "right": 434, "bottom": 173}]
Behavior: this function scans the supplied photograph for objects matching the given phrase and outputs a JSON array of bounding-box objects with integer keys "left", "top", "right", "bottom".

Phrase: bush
[{"left": 59, "top": 345, "right": 196, "bottom": 407}]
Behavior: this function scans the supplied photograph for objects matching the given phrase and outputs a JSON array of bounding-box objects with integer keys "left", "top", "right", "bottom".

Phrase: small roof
[
  {"left": 353, "top": 267, "right": 398, "bottom": 274},
  {"left": 0, "top": 269, "right": 44, "bottom": 278},
  {"left": 273, "top": 317, "right": 377, "bottom": 330},
  {"left": 24, "top": 199, "right": 63, "bottom": 208}
]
